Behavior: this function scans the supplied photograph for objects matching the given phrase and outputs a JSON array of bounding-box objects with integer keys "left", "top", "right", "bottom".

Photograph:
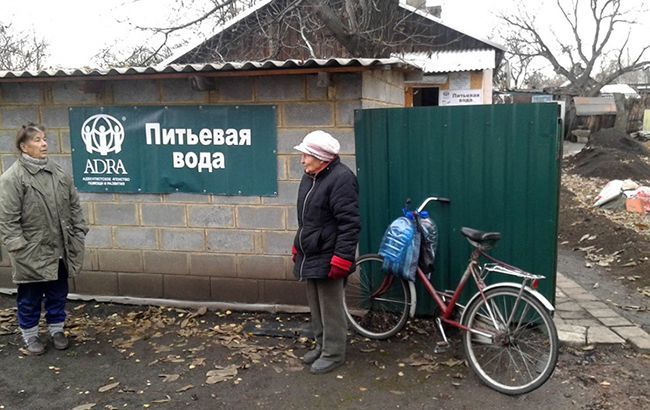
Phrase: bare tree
[
  {"left": 128, "top": 0, "right": 488, "bottom": 64},
  {"left": 497, "top": 0, "right": 650, "bottom": 97},
  {"left": 497, "top": 41, "right": 538, "bottom": 89},
  {"left": 0, "top": 24, "right": 48, "bottom": 71},
  {"left": 597, "top": 60, "right": 650, "bottom": 84},
  {"left": 124, "top": 0, "right": 258, "bottom": 63},
  {"left": 91, "top": 44, "right": 175, "bottom": 68}
]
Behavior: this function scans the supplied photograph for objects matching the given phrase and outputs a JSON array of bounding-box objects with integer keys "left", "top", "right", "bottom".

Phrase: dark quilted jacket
[{"left": 293, "top": 157, "right": 360, "bottom": 280}]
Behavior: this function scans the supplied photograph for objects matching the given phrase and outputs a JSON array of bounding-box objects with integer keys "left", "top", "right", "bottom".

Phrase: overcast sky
[
  {"left": 1, "top": 0, "right": 647, "bottom": 70},
  {"left": 2, "top": 0, "right": 167, "bottom": 68}
]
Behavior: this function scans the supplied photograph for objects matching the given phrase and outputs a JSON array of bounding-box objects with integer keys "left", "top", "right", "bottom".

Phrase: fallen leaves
[
  {"left": 159, "top": 373, "right": 180, "bottom": 383},
  {"left": 71, "top": 404, "right": 95, "bottom": 410},
  {"left": 638, "top": 286, "right": 650, "bottom": 298},
  {"left": 162, "top": 355, "right": 185, "bottom": 364},
  {"left": 180, "top": 307, "right": 208, "bottom": 328},
  {"left": 562, "top": 173, "right": 650, "bottom": 275},
  {"left": 441, "top": 358, "right": 464, "bottom": 368},
  {"left": 579, "top": 234, "right": 597, "bottom": 242},
  {"left": 400, "top": 353, "right": 439, "bottom": 373},
  {"left": 98, "top": 382, "right": 120, "bottom": 392},
  {"left": 0, "top": 304, "right": 311, "bottom": 404},
  {"left": 0, "top": 308, "right": 16, "bottom": 336},
  {"left": 205, "top": 365, "right": 238, "bottom": 384},
  {"left": 188, "top": 357, "right": 206, "bottom": 369},
  {"left": 151, "top": 395, "right": 171, "bottom": 403},
  {"left": 176, "top": 384, "right": 194, "bottom": 392}
]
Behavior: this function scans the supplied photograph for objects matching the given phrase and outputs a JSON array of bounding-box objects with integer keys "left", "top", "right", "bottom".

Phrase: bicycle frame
[
  {"left": 414, "top": 248, "right": 550, "bottom": 345},
  {"left": 411, "top": 196, "right": 550, "bottom": 341},
  {"left": 415, "top": 247, "right": 490, "bottom": 337}
]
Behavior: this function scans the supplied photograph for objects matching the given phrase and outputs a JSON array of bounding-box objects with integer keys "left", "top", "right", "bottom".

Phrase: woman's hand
[
  {"left": 328, "top": 265, "right": 349, "bottom": 279},
  {"left": 329, "top": 255, "right": 352, "bottom": 279}
]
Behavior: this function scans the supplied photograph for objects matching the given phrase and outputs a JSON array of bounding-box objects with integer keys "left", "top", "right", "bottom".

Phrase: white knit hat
[{"left": 293, "top": 130, "right": 340, "bottom": 161}]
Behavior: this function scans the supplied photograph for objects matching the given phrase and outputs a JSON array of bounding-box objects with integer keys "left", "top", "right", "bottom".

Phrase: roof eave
[{"left": 0, "top": 58, "right": 420, "bottom": 82}]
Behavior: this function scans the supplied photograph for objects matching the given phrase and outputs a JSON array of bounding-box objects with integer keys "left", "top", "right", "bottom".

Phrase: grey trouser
[{"left": 305, "top": 278, "right": 347, "bottom": 362}]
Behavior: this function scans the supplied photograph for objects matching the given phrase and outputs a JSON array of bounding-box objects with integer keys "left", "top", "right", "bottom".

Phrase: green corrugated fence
[{"left": 354, "top": 103, "right": 561, "bottom": 314}]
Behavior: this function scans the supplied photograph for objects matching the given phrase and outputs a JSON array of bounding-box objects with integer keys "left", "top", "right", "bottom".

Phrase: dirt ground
[
  {"left": 1, "top": 127, "right": 649, "bottom": 409},
  {"left": 0, "top": 295, "right": 648, "bottom": 410},
  {"left": 561, "top": 128, "right": 650, "bottom": 295}
]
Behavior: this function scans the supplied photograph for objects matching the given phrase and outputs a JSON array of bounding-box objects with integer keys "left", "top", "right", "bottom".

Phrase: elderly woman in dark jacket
[
  {"left": 0, "top": 123, "right": 88, "bottom": 355},
  {"left": 292, "top": 130, "right": 360, "bottom": 374}
]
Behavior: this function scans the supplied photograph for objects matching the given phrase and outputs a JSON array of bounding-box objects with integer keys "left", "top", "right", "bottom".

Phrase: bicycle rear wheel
[
  {"left": 462, "top": 287, "right": 558, "bottom": 395},
  {"left": 344, "top": 254, "right": 410, "bottom": 339}
]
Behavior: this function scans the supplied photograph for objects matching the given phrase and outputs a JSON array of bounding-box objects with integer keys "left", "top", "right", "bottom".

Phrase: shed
[
  {"left": 0, "top": 0, "right": 506, "bottom": 308},
  {"left": 0, "top": 58, "right": 417, "bottom": 307}
]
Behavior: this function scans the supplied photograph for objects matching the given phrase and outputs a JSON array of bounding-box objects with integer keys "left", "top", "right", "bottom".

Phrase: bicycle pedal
[{"left": 434, "top": 341, "right": 450, "bottom": 353}]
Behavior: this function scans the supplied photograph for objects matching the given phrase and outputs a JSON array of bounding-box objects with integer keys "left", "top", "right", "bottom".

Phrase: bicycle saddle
[{"left": 460, "top": 227, "right": 501, "bottom": 243}]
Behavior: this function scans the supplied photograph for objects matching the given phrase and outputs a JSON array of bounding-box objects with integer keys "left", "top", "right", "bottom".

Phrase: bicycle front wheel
[
  {"left": 462, "top": 287, "right": 558, "bottom": 395},
  {"left": 344, "top": 254, "right": 410, "bottom": 339}
]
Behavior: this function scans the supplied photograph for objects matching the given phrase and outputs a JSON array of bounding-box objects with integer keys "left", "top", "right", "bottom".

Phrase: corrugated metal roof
[
  {"left": 574, "top": 96, "right": 616, "bottom": 115},
  {"left": 0, "top": 58, "right": 416, "bottom": 80},
  {"left": 394, "top": 49, "right": 496, "bottom": 73}
]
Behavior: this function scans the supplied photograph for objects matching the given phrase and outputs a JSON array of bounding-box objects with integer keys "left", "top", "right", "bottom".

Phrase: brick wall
[{"left": 0, "top": 69, "right": 404, "bottom": 306}]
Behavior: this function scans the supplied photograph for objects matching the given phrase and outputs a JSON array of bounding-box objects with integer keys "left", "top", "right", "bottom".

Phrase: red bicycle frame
[{"left": 415, "top": 246, "right": 485, "bottom": 333}]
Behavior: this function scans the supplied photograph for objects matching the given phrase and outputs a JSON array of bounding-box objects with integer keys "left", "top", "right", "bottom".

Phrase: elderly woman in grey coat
[{"left": 0, "top": 123, "right": 88, "bottom": 355}]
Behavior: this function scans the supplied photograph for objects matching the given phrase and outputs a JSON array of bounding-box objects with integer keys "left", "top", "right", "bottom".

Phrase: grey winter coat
[{"left": 0, "top": 157, "right": 88, "bottom": 283}]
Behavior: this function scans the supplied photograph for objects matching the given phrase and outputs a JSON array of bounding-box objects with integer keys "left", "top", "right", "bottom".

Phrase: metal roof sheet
[
  {"left": 574, "top": 96, "right": 616, "bottom": 115},
  {"left": 394, "top": 49, "right": 496, "bottom": 73},
  {"left": 0, "top": 58, "right": 416, "bottom": 81}
]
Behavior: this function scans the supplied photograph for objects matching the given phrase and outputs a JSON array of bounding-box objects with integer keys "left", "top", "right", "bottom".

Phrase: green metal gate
[{"left": 354, "top": 103, "right": 561, "bottom": 313}]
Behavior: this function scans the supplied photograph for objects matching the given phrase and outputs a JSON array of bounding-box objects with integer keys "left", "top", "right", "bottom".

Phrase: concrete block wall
[
  {"left": 361, "top": 70, "right": 406, "bottom": 108},
  {"left": 0, "top": 69, "right": 397, "bottom": 306}
]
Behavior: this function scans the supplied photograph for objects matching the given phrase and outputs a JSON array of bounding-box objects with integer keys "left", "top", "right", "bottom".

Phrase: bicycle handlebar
[{"left": 416, "top": 196, "right": 451, "bottom": 213}]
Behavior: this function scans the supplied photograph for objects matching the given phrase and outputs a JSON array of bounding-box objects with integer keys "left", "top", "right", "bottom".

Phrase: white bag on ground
[{"left": 593, "top": 179, "right": 638, "bottom": 207}]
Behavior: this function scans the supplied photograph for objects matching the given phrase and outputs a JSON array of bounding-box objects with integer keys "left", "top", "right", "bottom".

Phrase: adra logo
[
  {"left": 81, "top": 114, "right": 128, "bottom": 176},
  {"left": 81, "top": 114, "right": 125, "bottom": 156}
]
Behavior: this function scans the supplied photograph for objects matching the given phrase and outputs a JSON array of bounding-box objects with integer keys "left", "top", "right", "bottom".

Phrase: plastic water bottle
[
  {"left": 418, "top": 211, "right": 438, "bottom": 276},
  {"left": 378, "top": 216, "right": 414, "bottom": 275},
  {"left": 401, "top": 217, "right": 421, "bottom": 281}
]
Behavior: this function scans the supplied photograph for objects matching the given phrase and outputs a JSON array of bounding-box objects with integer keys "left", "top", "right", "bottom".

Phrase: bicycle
[{"left": 343, "top": 196, "right": 559, "bottom": 395}]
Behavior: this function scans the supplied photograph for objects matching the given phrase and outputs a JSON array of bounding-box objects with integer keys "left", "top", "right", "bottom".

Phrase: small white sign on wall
[
  {"left": 439, "top": 89, "right": 483, "bottom": 106},
  {"left": 449, "top": 72, "right": 471, "bottom": 89}
]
